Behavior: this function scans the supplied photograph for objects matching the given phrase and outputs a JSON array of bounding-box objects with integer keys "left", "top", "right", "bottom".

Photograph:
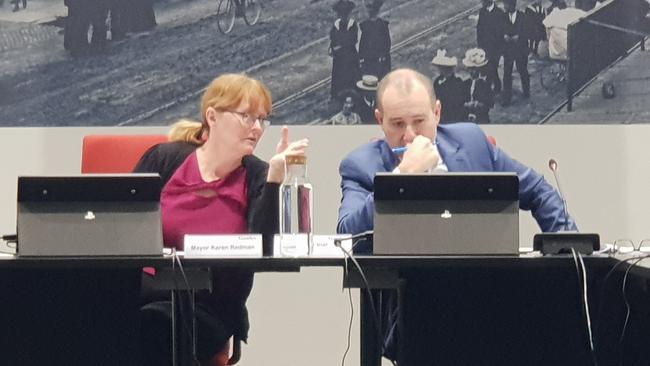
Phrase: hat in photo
[
  {"left": 462, "top": 48, "right": 488, "bottom": 68},
  {"left": 431, "top": 49, "right": 458, "bottom": 67},
  {"left": 356, "top": 75, "right": 379, "bottom": 91},
  {"left": 332, "top": 0, "right": 355, "bottom": 15},
  {"left": 365, "top": 0, "right": 385, "bottom": 11}
]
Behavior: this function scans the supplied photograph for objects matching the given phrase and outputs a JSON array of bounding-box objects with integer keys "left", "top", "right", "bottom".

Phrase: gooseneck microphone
[
  {"left": 534, "top": 159, "right": 600, "bottom": 255},
  {"left": 548, "top": 158, "right": 570, "bottom": 231}
]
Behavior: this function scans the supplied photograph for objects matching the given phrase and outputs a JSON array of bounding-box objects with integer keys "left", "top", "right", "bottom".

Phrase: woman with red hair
[{"left": 136, "top": 73, "right": 308, "bottom": 366}]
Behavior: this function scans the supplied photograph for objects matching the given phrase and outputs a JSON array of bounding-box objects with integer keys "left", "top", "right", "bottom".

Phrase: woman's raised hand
[{"left": 267, "top": 126, "right": 309, "bottom": 183}]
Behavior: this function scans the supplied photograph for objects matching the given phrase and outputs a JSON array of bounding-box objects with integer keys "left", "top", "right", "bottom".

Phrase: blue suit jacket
[{"left": 337, "top": 123, "right": 576, "bottom": 241}]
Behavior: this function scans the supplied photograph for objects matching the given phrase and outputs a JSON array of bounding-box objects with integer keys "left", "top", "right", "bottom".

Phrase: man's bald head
[{"left": 375, "top": 68, "right": 437, "bottom": 112}]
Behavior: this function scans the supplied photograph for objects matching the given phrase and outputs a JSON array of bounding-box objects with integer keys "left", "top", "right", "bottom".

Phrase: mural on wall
[{"left": 0, "top": 0, "right": 648, "bottom": 127}]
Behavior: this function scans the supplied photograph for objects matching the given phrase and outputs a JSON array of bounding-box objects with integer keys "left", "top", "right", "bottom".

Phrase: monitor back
[
  {"left": 373, "top": 172, "right": 520, "bottom": 255},
  {"left": 17, "top": 174, "right": 163, "bottom": 257}
]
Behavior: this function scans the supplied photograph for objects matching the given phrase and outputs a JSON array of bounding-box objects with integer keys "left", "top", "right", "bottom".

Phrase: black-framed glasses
[
  {"left": 613, "top": 239, "right": 650, "bottom": 253},
  {"left": 229, "top": 111, "right": 271, "bottom": 130}
]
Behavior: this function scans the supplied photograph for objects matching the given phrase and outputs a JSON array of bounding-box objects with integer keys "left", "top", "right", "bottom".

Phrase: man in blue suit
[
  {"left": 337, "top": 68, "right": 575, "bottom": 251},
  {"left": 336, "top": 68, "right": 577, "bottom": 362}
]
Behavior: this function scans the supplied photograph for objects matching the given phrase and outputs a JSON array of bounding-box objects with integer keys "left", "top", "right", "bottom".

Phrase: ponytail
[{"left": 168, "top": 119, "right": 205, "bottom": 145}]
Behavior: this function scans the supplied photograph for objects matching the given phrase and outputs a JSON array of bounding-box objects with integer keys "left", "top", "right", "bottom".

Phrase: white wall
[{"left": 1, "top": 125, "right": 649, "bottom": 366}]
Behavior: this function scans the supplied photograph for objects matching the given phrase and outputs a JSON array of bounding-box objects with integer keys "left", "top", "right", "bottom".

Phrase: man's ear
[
  {"left": 432, "top": 100, "right": 441, "bottom": 125},
  {"left": 375, "top": 108, "right": 383, "bottom": 125}
]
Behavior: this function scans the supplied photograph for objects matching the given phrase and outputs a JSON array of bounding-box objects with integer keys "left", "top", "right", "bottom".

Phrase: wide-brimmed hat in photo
[
  {"left": 462, "top": 48, "right": 488, "bottom": 68},
  {"left": 356, "top": 74, "right": 379, "bottom": 91},
  {"left": 332, "top": 0, "right": 355, "bottom": 15},
  {"left": 431, "top": 49, "right": 457, "bottom": 67}
]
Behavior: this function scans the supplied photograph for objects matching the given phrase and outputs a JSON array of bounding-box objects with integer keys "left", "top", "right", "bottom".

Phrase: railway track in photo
[
  {"left": 1, "top": 0, "right": 346, "bottom": 126},
  {"left": 271, "top": 0, "right": 573, "bottom": 125},
  {"left": 130, "top": 0, "right": 426, "bottom": 125},
  {"left": 0, "top": 0, "right": 413, "bottom": 126},
  {"left": 0, "top": 0, "right": 573, "bottom": 127},
  {"left": 271, "top": 2, "right": 483, "bottom": 124}
]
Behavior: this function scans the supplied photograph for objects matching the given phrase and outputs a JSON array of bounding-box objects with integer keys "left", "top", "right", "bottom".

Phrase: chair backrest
[
  {"left": 487, "top": 134, "right": 497, "bottom": 146},
  {"left": 81, "top": 134, "right": 167, "bottom": 173}
]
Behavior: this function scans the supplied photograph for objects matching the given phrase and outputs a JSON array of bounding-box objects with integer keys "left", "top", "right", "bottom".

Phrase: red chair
[
  {"left": 487, "top": 134, "right": 497, "bottom": 146},
  {"left": 81, "top": 134, "right": 167, "bottom": 173}
]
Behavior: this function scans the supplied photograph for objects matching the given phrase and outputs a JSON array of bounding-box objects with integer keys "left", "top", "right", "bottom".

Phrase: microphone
[
  {"left": 548, "top": 158, "right": 570, "bottom": 231},
  {"left": 533, "top": 159, "right": 600, "bottom": 255},
  {"left": 334, "top": 230, "right": 374, "bottom": 248}
]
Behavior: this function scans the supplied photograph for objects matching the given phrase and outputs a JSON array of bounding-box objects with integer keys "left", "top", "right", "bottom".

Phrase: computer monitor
[
  {"left": 373, "top": 172, "right": 520, "bottom": 255},
  {"left": 17, "top": 174, "right": 163, "bottom": 256}
]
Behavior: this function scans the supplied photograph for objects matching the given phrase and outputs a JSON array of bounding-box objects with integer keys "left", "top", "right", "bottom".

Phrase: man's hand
[{"left": 397, "top": 135, "right": 439, "bottom": 173}]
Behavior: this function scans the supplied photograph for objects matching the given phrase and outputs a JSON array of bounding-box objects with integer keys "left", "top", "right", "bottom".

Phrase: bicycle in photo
[
  {"left": 216, "top": 0, "right": 262, "bottom": 34},
  {"left": 540, "top": 22, "right": 569, "bottom": 92}
]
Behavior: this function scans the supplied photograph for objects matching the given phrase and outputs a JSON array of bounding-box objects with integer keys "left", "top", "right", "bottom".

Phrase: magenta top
[{"left": 161, "top": 151, "right": 248, "bottom": 249}]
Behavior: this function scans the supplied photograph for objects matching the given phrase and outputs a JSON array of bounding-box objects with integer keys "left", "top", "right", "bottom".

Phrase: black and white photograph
[{"left": 1, "top": 0, "right": 649, "bottom": 127}]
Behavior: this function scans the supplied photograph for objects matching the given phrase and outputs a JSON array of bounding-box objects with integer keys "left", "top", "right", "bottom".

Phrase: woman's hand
[{"left": 267, "top": 126, "right": 309, "bottom": 183}]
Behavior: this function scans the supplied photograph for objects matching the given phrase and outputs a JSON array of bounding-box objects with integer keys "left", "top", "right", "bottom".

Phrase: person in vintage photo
[
  {"left": 64, "top": 0, "right": 110, "bottom": 56},
  {"left": 330, "top": 95, "right": 362, "bottom": 125},
  {"left": 9, "top": 0, "right": 26, "bottom": 12},
  {"left": 476, "top": 0, "right": 505, "bottom": 94},
  {"left": 358, "top": 0, "right": 392, "bottom": 81},
  {"left": 431, "top": 49, "right": 467, "bottom": 123},
  {"left": 546, "top": 0, "right": 568, "bottom": 17},
  {"left": 355, "top": 74, "right": 379, "bottom": 123},
  {"left": 329, "top": 0, "right": 360, "bottom": 102},
  {"left": 525, "top": 0, "right": 547, "bottom": 56},
  {"left": 462, "top": 48, "right": 494, "bottom": 123},
  {"left": 501, "top": 0, "right": 530, "bottom": 106}
]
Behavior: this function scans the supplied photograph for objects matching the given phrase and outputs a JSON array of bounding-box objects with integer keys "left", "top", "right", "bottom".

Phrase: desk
[
  {"left": 345, "top": 255, "right": 650, "bottom": 366},
  {"left": 1, "top": 255, "right": 648, "bottom": 366},
  {"left": 0, "top": 256, "right": 342, "bottom": 366}
]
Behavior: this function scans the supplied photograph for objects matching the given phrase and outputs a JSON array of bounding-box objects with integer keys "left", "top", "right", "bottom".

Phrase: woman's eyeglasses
[
  {"left": 229, "top": 111, "right": 271, "bottom": 130},
  {"left": 613, "top": 239, "right": 650, "bottom": 254}
]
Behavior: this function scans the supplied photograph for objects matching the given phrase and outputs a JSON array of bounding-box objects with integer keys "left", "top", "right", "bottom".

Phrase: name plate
[
  {"left": 184, "top": 234, "right": 262, "bottom": 258},
  {"left": 273, "top": 234, "right": 310, "bottom": 257},
  {"left": 311, "top": 235, "right": 353, "bottom": 257},
  {"left": 273, "top": 234, "right": 353, "bottom": 257}
]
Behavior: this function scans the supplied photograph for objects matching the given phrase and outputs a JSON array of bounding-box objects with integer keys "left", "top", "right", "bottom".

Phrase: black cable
[
  {"left": 1, "top": 234, "right": 17, "bottom": 254},
  {"left": 336, "top": 240, "right": 384, "bottom": 357},
  {"left": 594, "top": 254, "right": 650, "bottom": 339},
  {"left": 572, "top": 249, "right": 598, "bottom": 366},
  {"left": 341, "top": 254, "right": 353, "bottom": 366},
  {"left": 569, "top": 247, "right": 589, "bottom": 357},
  {"left": 1, "top": 234, "right": 17, "bottom": 242},
  {"left": 171, "top": 251, "right": 201, "bottom": 365},
  {"left": 618, "top": 256, "right": 649, "bottom": 346}
]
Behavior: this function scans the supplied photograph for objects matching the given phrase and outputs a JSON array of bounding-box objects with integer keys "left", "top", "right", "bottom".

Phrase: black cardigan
[{"left": 134, "top": 141, "right": 279, "bottom": 342}]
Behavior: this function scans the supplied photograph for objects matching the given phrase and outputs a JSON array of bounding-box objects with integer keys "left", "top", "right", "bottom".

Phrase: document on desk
[{"left": 184, "top": 234, "right": 262, "bottom": 258}]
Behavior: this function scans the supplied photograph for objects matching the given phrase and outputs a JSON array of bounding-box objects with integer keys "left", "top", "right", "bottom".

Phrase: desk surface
[{"left": 0, "top": 253, "right": 623, "bottom": 270}]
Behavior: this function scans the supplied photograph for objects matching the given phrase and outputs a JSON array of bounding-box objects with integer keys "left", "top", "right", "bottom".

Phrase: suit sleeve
[
  {"left": 336, "top": 156, "right": 376, "bottom": 235},
  {"left": 487, "top": 141, "right": 577, "bottom": 232}
]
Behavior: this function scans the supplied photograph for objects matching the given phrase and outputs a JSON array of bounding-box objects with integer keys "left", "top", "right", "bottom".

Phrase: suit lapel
[
  {"left": 437, "top": 132, "right": 470, "bottom": 172},
  {"left": 378, "top": 140, "right": 400, "bottom": 172}
]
